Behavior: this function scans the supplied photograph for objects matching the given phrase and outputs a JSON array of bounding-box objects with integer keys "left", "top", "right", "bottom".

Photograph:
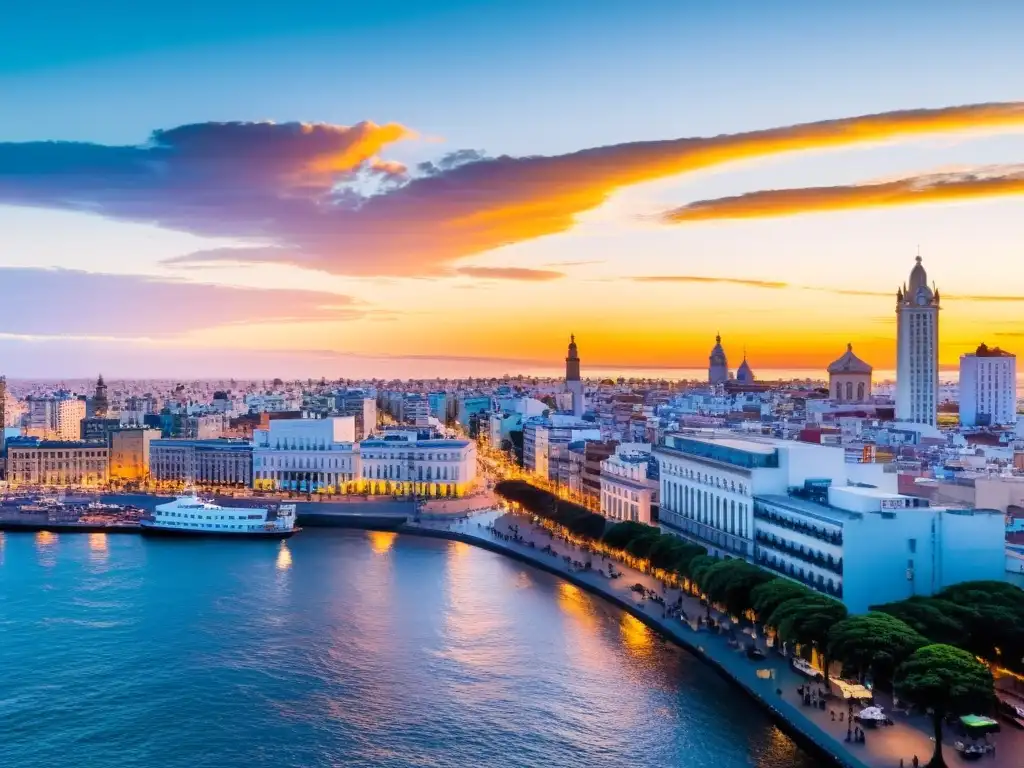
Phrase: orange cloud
[
  {"left": 454, "top": 266, "right": 565, "bottom": 281},
  {"left": 663, "top": 164, "right": 1024, "bottom": 223},
  {"left": 302, "top": 121, "right": 412, "bottom": 177},
  {"left": 6, "top": 103, "right": 1024, "bottom": 276},
  {"left": 631, "top": 275, "right": 789, "bottom": 288}
]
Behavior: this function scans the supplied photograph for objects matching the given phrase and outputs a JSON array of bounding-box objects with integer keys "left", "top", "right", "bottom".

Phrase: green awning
[{"left": 960, "top": 715, "right": 1000, "bottom": 733}]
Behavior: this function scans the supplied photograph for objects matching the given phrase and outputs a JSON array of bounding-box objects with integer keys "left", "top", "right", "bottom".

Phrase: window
[{"left": 907, "top": 538, "right": 917, "bottom": 553}]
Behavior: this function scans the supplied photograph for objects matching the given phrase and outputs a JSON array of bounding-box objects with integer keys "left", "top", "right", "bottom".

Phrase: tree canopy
[
  {"left": 896, "top": 644, "right": 995, "bottom": 767},
  {"left": 688, "top": 555, "right": 719, "bottom": 591},
  {"left": 698, "top": 558, "right": 776, "bottom": 618},
  {"left": 827, "top": 612, "right": 928, "bottom": 685},
  {"left": 602, "top": 521, "right": 654, "bottom": 551},
  {"left": 750, "top": 578, "right": 814, "bottom": 622},
  {"left": 874, "top": 580, "right": 1024, "bottom": 673},
  {"left": 494, "top": 480, "right": 606, "bottom": 540}
]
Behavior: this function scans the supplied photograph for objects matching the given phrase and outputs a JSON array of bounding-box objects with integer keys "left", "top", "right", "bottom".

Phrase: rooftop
[
  {"left": 968, "top": 343, "right": 1015, "bottom": 358},
  {"left": 7, "top": 439, "right": 107, "bottom": 450},
  {"left": 756, "top": 493, "right": 861, "bottom": 524}
]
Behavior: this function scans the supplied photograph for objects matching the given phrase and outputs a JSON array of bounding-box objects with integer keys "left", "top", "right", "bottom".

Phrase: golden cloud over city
[{"left": 663, "top": 165, "right": 1024, "bottom": 223}]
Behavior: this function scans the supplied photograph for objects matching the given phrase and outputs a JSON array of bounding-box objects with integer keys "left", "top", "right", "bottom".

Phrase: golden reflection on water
[
  {"left": 88, "top": 533, "right": 108, "bottom": 563},
  {"left": 620, "top": 613, "right": 653, "bottom": 657},
  {"left": 449, "top": 540, "right": 470, "bottom": 558},
  {"left": 367, "top": 530, "right": 397, "bottom": 554},
  {"left": 556, "top": 582, "right": 597, "bottom": 632},
  {"left": 35, "top": 530, "right": 57, "bottom": 567},
  {"left": 276, "top": 542, "right": 293, "bottom": 571},
  {"left": 755, "top": 725, "right": 807, "bottom": 767}
]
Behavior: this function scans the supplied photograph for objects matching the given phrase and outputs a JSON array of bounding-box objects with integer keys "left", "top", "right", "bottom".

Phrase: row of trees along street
[{"left": 495, "top": 479, "right": 1008, "bottom": 768}]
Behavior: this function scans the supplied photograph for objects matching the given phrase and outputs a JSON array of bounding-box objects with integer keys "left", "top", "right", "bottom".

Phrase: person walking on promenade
[{"left": 912, "top": 755, "right": 919, "bottom": 768}]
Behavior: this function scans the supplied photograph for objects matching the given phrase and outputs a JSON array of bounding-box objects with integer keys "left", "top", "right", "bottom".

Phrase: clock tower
[{"left": 895, "top": 253, "right": 940, "bottom": 427}]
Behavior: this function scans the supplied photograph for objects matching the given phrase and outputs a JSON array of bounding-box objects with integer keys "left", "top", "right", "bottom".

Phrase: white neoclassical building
[
  {"left": 654, "top": 433, "right": 848, "bottom": 559},
  {"left": 654, "top": 431, "right": 1005, "bottom": 612},
  {"left": 252, "top": 416, "right": 359, "bottom": 493},
  {"left": 600, "top": 449, "right": 658, "bottom": 524},
  {"left": 896, "top": 254, "right": 940, "bottom": 427},
  {"left": 358, "top": 436, "right": 477, "bottom": 497}
]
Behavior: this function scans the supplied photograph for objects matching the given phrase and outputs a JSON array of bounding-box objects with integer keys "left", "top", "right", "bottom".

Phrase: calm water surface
[{"left": 0, "top": 530, "right": 821, "bottom": 768}]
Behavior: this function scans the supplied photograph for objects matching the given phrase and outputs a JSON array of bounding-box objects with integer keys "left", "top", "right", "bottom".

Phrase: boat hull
[{"left": 140, "top": 525, "right": 298, "bottom": 540}]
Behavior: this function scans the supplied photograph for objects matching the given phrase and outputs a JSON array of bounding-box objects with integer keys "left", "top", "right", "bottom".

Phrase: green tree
[
  {"left": 700, "top": 559, "right": 775, "bottom": 619},
  {"left": 670, "top": 544, "right": 707, "bottom": 582},
  {"left": 624, "top": 532, "right": 661, "bottom": 560},
  {"left": 871, "top": 596, "right": 972, "bottom": 648},
  {"left": 767, "top": 594, "right": 847, "bottom": 683},
  {"left": 826, "top": 612, "right": 927, "bottom": 686},
  {"left": 750, "top": 578, "right": 813, "bottom": 623},
  {"left": 688, "top": 554, "right": 719, "bottom": 593},
  {"left": 935, "top": 581, "right": 1024, "bottom": 671},
  {"left": 601, "top": 521, "right": 654, "bottom": 550},
  {"left": 895, "top": 644, "right": 995, "bottom": 768}
]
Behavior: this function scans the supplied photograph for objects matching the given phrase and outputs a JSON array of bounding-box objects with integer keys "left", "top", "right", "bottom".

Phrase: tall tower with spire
[
  {"left": 565, "top": 334, "right": 584, "bottom": 417},
  {"left": 93, "top": 374, "right": 109, "bottom": 418},
  {"left": 708, "top": 334, "right": 729, "bottom": 385},
  {"left": 896, "top": 253, "right": 940, "bottom": 427}
]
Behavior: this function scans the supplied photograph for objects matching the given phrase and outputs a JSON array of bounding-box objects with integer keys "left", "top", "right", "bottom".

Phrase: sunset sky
[{"left": 3, "top": 1, "right": 1024, "bottom": 378}]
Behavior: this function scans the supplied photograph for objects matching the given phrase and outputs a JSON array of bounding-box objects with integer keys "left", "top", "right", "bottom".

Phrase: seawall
[{"left": 400, "top": 525, "right": 868, "bottom": 768}]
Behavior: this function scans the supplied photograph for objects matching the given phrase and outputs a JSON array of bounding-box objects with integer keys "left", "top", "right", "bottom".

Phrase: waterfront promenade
[{"left": 411, "top": 510, "right": 1022, "bottom": 768}]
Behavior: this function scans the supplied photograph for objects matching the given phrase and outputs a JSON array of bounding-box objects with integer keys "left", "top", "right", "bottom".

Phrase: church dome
[
  {"left": 827, "top": 343, "right": 872, "bottom": 375},
  {"left": 736, "top": 356, "right": 755, "bottom": 383},
  {"left": 904, "top": 254, "right": 936, "bottom": 306}
]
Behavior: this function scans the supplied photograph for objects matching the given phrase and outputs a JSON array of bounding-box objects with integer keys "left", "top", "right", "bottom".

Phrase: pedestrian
[
  {"left": 912, "top": 756, "right": 919, "bottom": 768},
  {"left": 900, "top": 759, "right": 904, "bottom": 768}
]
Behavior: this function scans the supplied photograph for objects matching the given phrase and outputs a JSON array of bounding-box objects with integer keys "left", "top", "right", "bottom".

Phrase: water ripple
[{"left": 0, "top": 530, "right": 819, "bottom": 768}]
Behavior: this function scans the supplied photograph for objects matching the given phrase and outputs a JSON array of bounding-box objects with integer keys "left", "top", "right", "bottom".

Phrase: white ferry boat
[{"left": 140, "top": 494, "right": 298, "bottom": 539}]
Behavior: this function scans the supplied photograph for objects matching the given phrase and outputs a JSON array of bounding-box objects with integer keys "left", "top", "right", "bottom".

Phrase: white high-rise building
[
  {"left": 895, "top": 254, "right": 940, "bottom": 427},
  {"left": 959, "top": 343, "right": 1017, "bottom": 427}
]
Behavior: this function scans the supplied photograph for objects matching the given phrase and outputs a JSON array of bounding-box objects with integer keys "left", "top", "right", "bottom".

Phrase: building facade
[
  {"left": 828, "top": 343, "right": 873, "bottom": 403},
  {"left": 335, "top": 392, "right": 377, "bottom": 440},
  {"left": 358, "top": 437, "right": 477, "bottom": 497},
  {"left": 655, "top": 433, "right": 848, "bottom": 559},
  {"left": 109, "top": 427, "right": 160, "bottom": 483},
  {"left": 149, "top": 439, "right": 253, "bottom": 487},
  {"left": 80, "top": 417, "right": 121, "bottom": 442},
  {"left": 523, "top": 415, "right": 601, "bottom": 484},
  {"left": 959, "top": 343, "right": 1017, "bottom": 427},
  {"left": 6, "top": 439, "right": 109, "bottom": 487},
  {"left": 655, "top": 431, "right": 1004, "bottom": 613},
  {"left": 252, "top": 416, "right": 358, "bottom": 493},
  {"left": 753, "top": 484, "right": 1004, "bottom": 613},
  {"left": 600, "top": 450, "right": 659, "bottom": 524},
  {"left": 26, "top": 393, "right": 86, "bottom": 440},
  {"left": 896, "top": 255, "right": 940, "bottom": 427}
]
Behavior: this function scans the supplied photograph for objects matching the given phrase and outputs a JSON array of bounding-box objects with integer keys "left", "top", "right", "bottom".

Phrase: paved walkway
[{"left": 414, "top": 510, "right": 1022, "bottom": 768}]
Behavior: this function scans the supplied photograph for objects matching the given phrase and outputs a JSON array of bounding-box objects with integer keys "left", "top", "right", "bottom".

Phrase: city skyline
[{"left": 4, "top": 2, "right": 1024, "bottom": 377}]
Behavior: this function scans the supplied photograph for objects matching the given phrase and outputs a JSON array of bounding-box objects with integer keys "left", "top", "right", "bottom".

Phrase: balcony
[
  {"left": 753, "top": 505, "right": 843, "bottom": 545},
  {"left": 661, "top": 511, "right": 749, "bottom": 557},
  {"left": 755, "top": 531, "right": 843, "bottom": 575},
  {"left": 757, "top": 553, "right": 843, "bottom": 598}
]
